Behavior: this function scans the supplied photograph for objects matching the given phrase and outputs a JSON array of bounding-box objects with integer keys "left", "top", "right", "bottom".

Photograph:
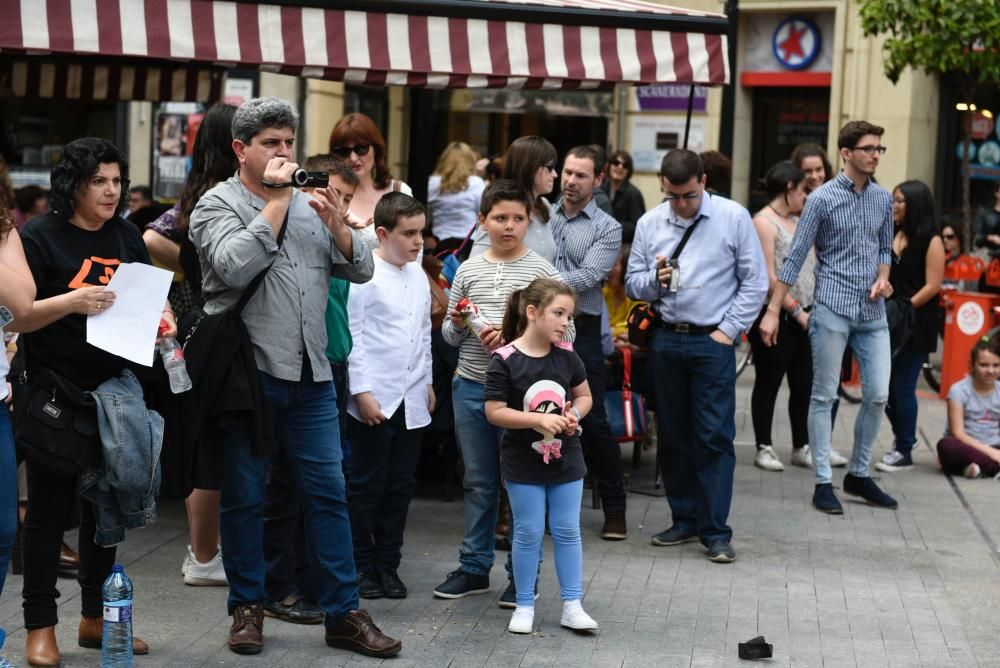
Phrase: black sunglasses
[
  {"left": 942, "top": 233, "right": 956, "bottom": 240},
  {"left": 609, "top": 159, "right": 627, "bottom": 167},
  {"left": 332, "top": 143, "right": 372, "bottom": 159}
]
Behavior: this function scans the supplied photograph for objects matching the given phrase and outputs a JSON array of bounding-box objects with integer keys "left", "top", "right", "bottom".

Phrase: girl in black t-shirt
[{"left": 484, "top": 278, "right": 598, "bottom": 635}]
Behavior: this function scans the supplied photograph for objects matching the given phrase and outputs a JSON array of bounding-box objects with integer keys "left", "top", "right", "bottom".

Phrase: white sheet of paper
[{"left": 86, "top": 263, "right": 174, "bottom": 366}]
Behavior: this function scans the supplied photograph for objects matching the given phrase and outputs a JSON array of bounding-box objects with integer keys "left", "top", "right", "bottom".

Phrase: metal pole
[
  {"left": 718, "top": 0, "right": 739, "bottom": 159},
  {"left": 682, "top": 83, "right": 695, "bottom": 149}
]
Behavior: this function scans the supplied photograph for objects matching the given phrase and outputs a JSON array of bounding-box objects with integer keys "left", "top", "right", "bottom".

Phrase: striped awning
[
  {"left": 0, "top": 0, "right": 730, "bottom": 90},
  {"left": 0, "top": 56, "right": 225, "bottom": 102}
]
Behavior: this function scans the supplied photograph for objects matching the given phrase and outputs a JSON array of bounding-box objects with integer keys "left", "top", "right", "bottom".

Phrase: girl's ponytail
[{"left": 502, "top": 289, "right": 526, "bottom": 344}]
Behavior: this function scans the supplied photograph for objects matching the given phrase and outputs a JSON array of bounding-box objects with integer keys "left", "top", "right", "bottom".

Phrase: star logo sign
[{"left": 772, "top": 17, "right": 821, "bottom": 70}]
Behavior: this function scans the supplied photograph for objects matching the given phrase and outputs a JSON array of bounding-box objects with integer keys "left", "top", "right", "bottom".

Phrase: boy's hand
[
  {"left": 449, "top": 306, "right": 465, "bottom": 330},
  {"left": 356, "top": 392, "right": 387, "bottom": 426},
  {"left": 536, "top": 413, "right": 569, "bottom": 436},
  {"left": 427, "top": 385, "right": 436, "bottom": 414},
  {"left": 479, "top": 325, "right": 503, "bottom": 352}
]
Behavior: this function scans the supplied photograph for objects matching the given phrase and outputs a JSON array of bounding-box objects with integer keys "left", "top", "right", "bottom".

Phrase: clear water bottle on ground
[
  {"left": 159, "top": 322, "right": 192, "bottom": 394},
  {"left": 102, "top": 564, "right": 133, "bottom": 667}
]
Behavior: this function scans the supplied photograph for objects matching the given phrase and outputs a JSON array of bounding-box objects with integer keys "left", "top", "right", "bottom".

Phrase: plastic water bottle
[
  {"left": 101, "top": 564, "right": 133, "bottom": 667},
  {"left": 159, "top": 322, "right": 192, "bottom": 394}
]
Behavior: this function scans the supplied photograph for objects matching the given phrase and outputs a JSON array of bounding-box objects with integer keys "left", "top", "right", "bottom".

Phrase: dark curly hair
[
  {"left": 49, "top": 138, "right": 130, "bottom": 219},
  {"left": 177, "top": 104, "right": 238, "bottom": 229},
  {"left": 0, "top": 187, "right": 12, "bottom": 240}
]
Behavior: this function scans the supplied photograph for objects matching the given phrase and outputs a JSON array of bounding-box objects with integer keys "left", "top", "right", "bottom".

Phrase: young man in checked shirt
[{"left": 760, "top": 120, "right": 898, "bottom": 515}]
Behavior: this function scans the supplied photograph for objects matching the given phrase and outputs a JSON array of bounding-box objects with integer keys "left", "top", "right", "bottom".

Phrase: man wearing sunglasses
[
  {"left": 760, "top": 120, "right": 897, "bottom": 516},
  {"left": 625, "top": 149, "right": 767, "bottom": 563}
]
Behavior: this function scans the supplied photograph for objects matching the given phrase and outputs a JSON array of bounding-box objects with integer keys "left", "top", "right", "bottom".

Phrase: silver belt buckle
[{"left": 675, "top": 323, "right": 690, "bottom": 333}]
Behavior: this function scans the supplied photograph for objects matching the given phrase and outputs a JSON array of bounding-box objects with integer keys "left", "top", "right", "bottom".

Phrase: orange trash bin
[{"left": 940, "top": 291, "right": 1000, "bottom": 398}]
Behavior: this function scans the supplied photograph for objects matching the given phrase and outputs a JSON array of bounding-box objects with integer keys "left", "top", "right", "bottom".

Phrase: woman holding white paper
[{"left": 10, "top": 137, "right": 170, "bottom": 665}]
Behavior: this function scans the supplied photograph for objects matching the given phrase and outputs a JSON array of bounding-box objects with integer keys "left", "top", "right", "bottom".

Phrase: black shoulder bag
[{"left": 626, "top": 216, "right": 703, "bottom": 348}]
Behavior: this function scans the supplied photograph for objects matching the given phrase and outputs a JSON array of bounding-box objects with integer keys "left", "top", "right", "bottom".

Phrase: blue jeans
[
  {"left": 0, "top": 408, "right": 16, "bottom": 599},
  {"left": 648, "top": 329, "right": 736, "bottom": 544},
  {"left": 808, "top": 303, "right": 890, "bottom": 484},
  {"left": 506, "top": 479, "right": 583, "bottom": 606},
  {"left": 885, "top": 349, "right": 926, "bottom": 456},
  {"left": 220, "top": 372, "right": 358, "bottom": 627},
  {"left": 452, "top": 376, "right": 504, "bottom": 576}
]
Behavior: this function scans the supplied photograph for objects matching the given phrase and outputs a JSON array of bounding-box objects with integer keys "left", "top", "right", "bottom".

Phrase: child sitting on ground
[{"left": 937, "top": 338, "right": 1000, "bottom": 479}]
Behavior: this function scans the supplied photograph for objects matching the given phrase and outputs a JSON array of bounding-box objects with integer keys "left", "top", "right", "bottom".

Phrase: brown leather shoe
[
  {"left": 601, "top": 510, "right": 628, "bottom": 541},
  {"left": 325, "top": 609, "right": 401, "bottom": 658},
  {"left": 26, "top": 626, "right": 60, "bottom": 667},
  {"left": 228, "top": 603, "right": 264, "bottom": 655},
  {"left": 59, "top": 542, "right": 80, "bottom": 571},
  {"left": 78, "top": 615, "right": 150, "bottom": 655}
]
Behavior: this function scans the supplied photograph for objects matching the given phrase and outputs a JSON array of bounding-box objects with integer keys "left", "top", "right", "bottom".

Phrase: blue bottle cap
[{"left": 112, "top": 564, "right": 124, "bottom": 573}]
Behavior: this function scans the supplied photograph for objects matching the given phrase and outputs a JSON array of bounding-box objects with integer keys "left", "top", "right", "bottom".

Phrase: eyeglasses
[
  {"left": 663, "top": 191, "right": 700, "bottom": 202},
  {"left": 853, "top": 144, "right": 887, "bottom": 155},
  {"left": 543, "top": 163, "right": 557, "bottom": 173},
  {"left": 332, "top": 143, "right": 372, "bottom": 158},
  {"left": 942, "top": 233, "right": 956, "bottom": 240},
  {"left": 609, "top": 159, "right": 627, "bottom": 168}
]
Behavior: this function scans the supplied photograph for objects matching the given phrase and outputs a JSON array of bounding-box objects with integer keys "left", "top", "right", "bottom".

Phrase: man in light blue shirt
[
  {"left": 760, "top": 120, "right": 897, "bottom": 515},
  {"left": 625, "top": 149, "right": 767, "bottom": 563}
]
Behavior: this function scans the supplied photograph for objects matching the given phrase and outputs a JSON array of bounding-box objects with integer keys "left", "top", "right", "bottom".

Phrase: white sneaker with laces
[
  {"left": 181, "top": 545, "right": 193, "bottom": 576},
  {"left": 561, "top": 599, "right": 599, "bottom": 631},
  {"left": 829, "top": 449, "right": 848, "bottom": 467},
  {"left": 508, "top": 606, "right": 534, "bottom": 634},
  {"left": 790, "top": 446, "right": 813, "bottom": 468},
  {"left": 183, "top": 547, "right": 228, "bottom": 586},
  {"left": 753, "top": 446, "right": 784, "bottom": 472}
]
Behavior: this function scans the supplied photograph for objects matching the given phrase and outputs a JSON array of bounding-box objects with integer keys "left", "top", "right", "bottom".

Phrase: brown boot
[
  {"left": 78, "top": 615, "right": 150, "bottom": 655},
  {"left": 325, "top": 609, "right": 401, "bottom": 658},
  {"left": 601, "top": 510, "right": 628, "bottom": 540},
  {"left": 228, "top": 603, "right": 264, "bottom": 655},
  {"left": 25, "top": 626, "right": 60, "bottom": 667}
]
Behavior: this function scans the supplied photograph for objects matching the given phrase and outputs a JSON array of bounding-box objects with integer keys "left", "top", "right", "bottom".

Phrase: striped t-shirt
[{"left": 443, "top": 250, "right": 564, "bottom": 384}]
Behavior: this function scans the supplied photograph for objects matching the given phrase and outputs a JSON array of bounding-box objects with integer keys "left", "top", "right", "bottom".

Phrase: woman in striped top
[{"left": 433, "top": 180, "right": 571, "bottom": 602}]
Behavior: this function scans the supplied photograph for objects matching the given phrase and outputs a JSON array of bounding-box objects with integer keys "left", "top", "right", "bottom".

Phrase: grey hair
[{"left": 231, "top": 97, "right": 299, "bottom": 144}]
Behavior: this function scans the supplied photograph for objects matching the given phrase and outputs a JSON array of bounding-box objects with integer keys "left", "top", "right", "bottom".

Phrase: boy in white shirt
[{"left": 346, "top": 192, "right": 434, "bottom": 600}]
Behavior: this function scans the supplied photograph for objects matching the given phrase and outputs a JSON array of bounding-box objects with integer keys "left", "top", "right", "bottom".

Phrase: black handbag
[{"left": 13, "top": 367, "right": 99, "bottom": 475}]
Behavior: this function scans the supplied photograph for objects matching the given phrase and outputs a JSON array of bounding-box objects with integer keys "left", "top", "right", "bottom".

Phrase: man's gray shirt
[{"left": 189, "top": 174, "right": 374, "bottom": 383}]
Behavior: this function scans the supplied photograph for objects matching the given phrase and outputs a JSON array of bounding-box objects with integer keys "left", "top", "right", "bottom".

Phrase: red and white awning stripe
[{"left": 0, "top": 0, "right": 729, "bottom": 90}]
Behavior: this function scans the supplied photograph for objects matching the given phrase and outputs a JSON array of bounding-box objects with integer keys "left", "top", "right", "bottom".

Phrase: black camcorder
[{"left": 292, "top": 169, "right": 329, "bottom": 188}]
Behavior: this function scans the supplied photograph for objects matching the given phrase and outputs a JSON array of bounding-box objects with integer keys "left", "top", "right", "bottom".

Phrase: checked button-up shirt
[{"left": 550, "top": 197, "right": 622, "bottom": 316}]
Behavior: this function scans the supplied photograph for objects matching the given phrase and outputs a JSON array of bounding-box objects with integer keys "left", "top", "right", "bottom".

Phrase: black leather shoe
[
  {"left": 263, "top": 593, "right": 325, "bottom": 625},
  {"left": 358, "top": 571, "right": 384, "bottom": 599},
  {"left": 843, "top": 473, "right": 898, "bottom": 509},
  {"left": 378, "top": 570, "right": 408, "bottom": 599}
]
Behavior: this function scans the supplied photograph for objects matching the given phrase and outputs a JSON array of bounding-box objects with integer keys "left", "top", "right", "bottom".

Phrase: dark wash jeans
[
  {"left": 347, "top": 403, "right": 423, "bottom": 573},
  {"left": 648, "top": 328, "right": 736, "bottom": 544},
  {"left": 885, "top": 349, "right": 926, "bottom": 456},
  {"left": 0, "top": 408, "right": 16, "bottom": 598},
  {"left": 573, "top": 314, "right": 627, "bottom": 513},
  {"left": 22, "top": 459, "right": 115, "bottom": 629},
  {"left": 262, "top": 361, "right": 351, "bottom": 604},
  {"left": 220, "top": 372, "right": 358, "bottom": 627}
]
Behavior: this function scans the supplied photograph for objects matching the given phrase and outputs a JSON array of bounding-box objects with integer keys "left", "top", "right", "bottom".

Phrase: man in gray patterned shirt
[
  {"left": 549, "top": 145, "right": 627, "bottom": 539},
  {"left": 760, "top": 120, "right": 898, "bottom": 515}
]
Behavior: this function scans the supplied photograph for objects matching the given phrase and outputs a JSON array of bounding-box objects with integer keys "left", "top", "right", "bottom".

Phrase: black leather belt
[{"left": 660, "top": 322, "right": 718, "bottom": 335}]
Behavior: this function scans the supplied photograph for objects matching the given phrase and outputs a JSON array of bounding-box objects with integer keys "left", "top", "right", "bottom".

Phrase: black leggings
[
  {"left": 747, "top": 310, "right": 812, "bottom": 449},
  {"left": 22, "top": 460, "right": 116, "bottom": 629}
]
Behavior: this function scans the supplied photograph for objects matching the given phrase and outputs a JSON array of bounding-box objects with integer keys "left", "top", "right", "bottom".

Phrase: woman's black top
[
  {"left": 19, "top": 213, "right": 152, "bottom": 390},
  {"left": 890, "top": 237, "right": 939, "bottom": 354},
  {"left": 602, "top": 180, "right": 645, "bottom": 244}
]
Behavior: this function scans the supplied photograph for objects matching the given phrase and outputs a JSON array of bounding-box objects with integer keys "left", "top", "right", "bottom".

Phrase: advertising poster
[
  {"left": 630, "top": 117, "right": 706, "bottom": 172},
  {"left": 153, "top": 102, "right": 204, "bottom": 199}
]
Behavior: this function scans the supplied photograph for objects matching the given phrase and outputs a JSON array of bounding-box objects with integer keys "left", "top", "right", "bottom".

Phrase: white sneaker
[
  {"left": 561, "top": 599, "right": 598, "bottom": 631},
  {"left": 183, "top": 547, "right": 228, "bottom": 586},
  {"left": 753, "top": 446, "right": 784, "bottom": 472},
  {"left": 829, "top": 449, "right": 848, "bottom": 467},
  {"left": 963, "top": 463, "right": 981, "bottom": 479},
  {"left": 508, "top": 606, "right": 534, "bottom": 634},
  {"left": 790, "top": 446, "right": 813, "bottom": 468},
  {"left": 181, "top": 545, "right": 193, "bottom": 575}
]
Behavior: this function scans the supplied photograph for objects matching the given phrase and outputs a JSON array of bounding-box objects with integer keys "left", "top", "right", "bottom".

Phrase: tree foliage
[{"left": 859, "top": 0, "right": 1000, "bottom": 85}]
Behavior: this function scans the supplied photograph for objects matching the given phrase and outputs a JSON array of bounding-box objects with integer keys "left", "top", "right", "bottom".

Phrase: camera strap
[
  {"left": 234, "top": 210, "right": 289, "bottom": 316},
  {"left": 669, "top": 215, "right": 703, "bottom": 261}
]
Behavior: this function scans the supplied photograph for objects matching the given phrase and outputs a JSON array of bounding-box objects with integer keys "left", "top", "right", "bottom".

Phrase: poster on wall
[
  {"left": 630, "top": 117, "right": 706, "bottom": 172},
  {"left": 153, "top": 102, "right": 204, "bottom": 199}
]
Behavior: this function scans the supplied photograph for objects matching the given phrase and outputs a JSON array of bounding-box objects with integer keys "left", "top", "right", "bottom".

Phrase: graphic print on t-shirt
[
  {"left": 68, "top": 256, "right": 122, "bottom": 289},
  {"left": 523, "top": 379, "right": 566, "bottom": 463}
]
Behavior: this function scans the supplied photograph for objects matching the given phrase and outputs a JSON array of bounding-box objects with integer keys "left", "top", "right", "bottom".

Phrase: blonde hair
[{"left": 433, "top": 142, "right": 478, "bottom": 194}]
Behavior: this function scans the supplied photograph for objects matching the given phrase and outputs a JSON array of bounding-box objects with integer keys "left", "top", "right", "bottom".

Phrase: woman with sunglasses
[
  {"left": 470, "top": 136, "right": 557, "bottom": 263},
  {"left": 876, "top": 180, "right": 945, "bottom": 473},
  {"left": 940, "top": 223, "right": 963, "bottom": 291},
  {"left": 601, "top": 150, "right": 645, "bottom": 244},
  {"left": 328, "top": 113, "right": 411, "bottom": 244}
]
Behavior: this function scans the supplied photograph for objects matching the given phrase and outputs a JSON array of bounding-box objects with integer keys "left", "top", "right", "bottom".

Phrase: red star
[{"left": 779, "top": 24, "right": 807, "bottom": 61}]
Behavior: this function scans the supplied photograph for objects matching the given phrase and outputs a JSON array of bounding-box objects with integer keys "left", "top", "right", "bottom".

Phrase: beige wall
[
  {"left": 126, "top": 102, "right": 153, "bottom": 187},
  {"left": 303, "top": 79, "right": 346, "bottom": 158}
]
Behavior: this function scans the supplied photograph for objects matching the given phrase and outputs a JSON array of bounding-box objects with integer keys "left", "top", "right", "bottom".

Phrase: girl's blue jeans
[
  {"left": 0, "top": 407, "right": 16, "bottom": 601},
  {"left": 506, "top": 478, "right": 583, "bottom": 607}
]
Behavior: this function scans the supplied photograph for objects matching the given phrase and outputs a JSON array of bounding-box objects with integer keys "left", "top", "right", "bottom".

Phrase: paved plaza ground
[{"left": 2, "top": 369, "right": 999, "bottom": 667}]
